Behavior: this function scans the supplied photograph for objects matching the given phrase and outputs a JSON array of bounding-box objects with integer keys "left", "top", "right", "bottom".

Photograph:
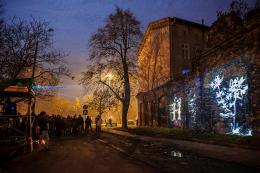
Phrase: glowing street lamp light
[{"left": 107, "top": 73, "right": 113, "bottom": 81}]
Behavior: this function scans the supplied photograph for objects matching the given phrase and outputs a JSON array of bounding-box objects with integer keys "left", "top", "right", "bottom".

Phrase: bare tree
[
  {"left": 0, "top": 18, "right": 70, "bottom": 97},
  {"left": 81, "top": 7, "right": 142, "bottom": 128},
  {"left": 217, "top": 0, "right": 249, "bottom": 18},
  {"left": 88, "top": 86, "right": 117, "bottom": 116},
  {"left": 230, "top": 0, "right": 249, "bottom": 17}
]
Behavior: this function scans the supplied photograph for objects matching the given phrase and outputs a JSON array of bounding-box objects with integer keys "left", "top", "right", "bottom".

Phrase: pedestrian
[
  {"left": 77, "top": 114, "right": 84, "bottom": 135},
  {"left": 72, "top": 115, "right": 78, "bottom": 136},
  {"left": 108, "top": 118, "right": 112, "bottom": 127},
  {"left": 49, "top": 115, "right": 55, "bottom": 137},
  {"left": 33, "top": 115, "right": 40, "bottom": 142},
  {"left": 38, "top": 111, "right": 50, "bottom": 151},
  {"left": 55, "top": 115, "right": 63, "bottom": 138},
  {"left": 85, "top": 115, "right": 92, "bottom": 135},
  {"left": 19, "top": 117, "right": 27, "bottom": 133},
  {"left": 95, "top": 115, "right": 102, "bottom": 137}
]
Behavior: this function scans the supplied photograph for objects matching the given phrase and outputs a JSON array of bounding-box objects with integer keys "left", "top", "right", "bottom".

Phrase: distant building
[{"left": 137, "top": 8, "right": 260, "bottom": 136}]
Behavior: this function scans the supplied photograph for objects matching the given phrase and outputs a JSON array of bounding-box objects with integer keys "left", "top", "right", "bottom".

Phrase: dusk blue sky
[{"left": 3, "top": 0, "right": 256, "bottom": 100}]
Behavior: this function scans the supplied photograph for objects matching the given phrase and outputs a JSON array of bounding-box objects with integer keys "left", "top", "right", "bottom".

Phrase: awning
[{"left": 0, "top": 78, "right": 35, "bottom": 97}]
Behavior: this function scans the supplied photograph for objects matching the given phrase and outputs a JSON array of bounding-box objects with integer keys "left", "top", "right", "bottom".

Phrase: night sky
[{"left": 3, "top": 0, "right": 256, "bottom": 100}]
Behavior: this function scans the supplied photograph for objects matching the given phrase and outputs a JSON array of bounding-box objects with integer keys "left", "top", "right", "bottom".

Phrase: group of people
[{"left": 18, "top": 111, "right": 103, "bottom": 151}]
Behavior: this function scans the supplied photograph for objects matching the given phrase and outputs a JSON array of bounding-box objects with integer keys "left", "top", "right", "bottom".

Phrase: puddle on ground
[
  {"left": 124, "top": 142, "right": 132, "bottom": 146},
  {"left": 171, "top": 150, "right": 183, "bottom": 158}
]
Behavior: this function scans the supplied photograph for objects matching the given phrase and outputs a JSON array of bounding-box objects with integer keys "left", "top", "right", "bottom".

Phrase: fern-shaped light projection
[
  {"left": 169, "top": 97, "right": 182, "bottom": 121},
  {"left": 211, "top": 75, "right": 250, "bottom": 135}
]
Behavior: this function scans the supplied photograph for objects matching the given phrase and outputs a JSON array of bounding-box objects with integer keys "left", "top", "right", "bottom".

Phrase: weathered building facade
[
  {"left": 137, "top": 17, "right": 209, "bottom": 127},
  {"left": 137, "top": 9, "right": 260, "bottom": 136}
]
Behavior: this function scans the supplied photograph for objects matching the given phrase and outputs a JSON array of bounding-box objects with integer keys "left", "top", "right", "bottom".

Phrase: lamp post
[{"left": 27, "top": 28, "right": 54, "bottom": 152}]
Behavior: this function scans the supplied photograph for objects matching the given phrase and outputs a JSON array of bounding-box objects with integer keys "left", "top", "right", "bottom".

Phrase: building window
[
  {"left": 182, "top": 43, "right": 190, "bottom": 60},
  {"left": 193, "top": 46, "right": 201, "bottom": 56}
]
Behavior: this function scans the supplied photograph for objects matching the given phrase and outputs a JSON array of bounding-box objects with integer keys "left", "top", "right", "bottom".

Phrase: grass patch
[{"left": 113, "top": 127, "right": 260, "bottom": 148}]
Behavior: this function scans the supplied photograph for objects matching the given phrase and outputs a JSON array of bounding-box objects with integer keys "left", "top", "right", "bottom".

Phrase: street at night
[
  {"left": 1, "top": 132, "right": 259, "bottom": 173},
  {"left": 0, "top": 135, "right": 157, "bottom": 173}
]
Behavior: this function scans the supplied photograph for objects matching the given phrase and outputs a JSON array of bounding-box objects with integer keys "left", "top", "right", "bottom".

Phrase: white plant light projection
[
  {"left": 210, "top": 75, "right": 251, "bottom": 136},
  {"left": 169, "top": 97, "right": 182, "bottom": 121},
  {"left": 188, "top": 93, "right": 197, "bottom": 125}
]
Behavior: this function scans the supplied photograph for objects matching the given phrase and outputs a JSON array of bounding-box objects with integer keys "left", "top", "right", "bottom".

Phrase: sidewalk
[{"left": 103, "top": 128, "right": 260, "bottom": 168}]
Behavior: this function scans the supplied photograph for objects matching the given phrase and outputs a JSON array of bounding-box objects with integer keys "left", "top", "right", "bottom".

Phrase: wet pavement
[
  {"left": 100, "top": 132, "right": 259, "bottom": 173},
  {"left": 103, "top": 128, "right": 260, "bottom": 168},
  {"left": 1, "top": 133, "right": 259, "bottom": 173},
  {"left": 0, "top": 136, "right": 157, "bottom": 173}
]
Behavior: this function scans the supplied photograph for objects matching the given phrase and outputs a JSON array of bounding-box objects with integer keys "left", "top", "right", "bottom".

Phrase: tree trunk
[
  {"left": 122, "top": 80, "right": 130, "bottom": 128},
  {"left": 122, "top": 61, "right": 130, "bottom": 129},
  {"left": 122, "top": 100, "right": 129, "bottom": 128},
  {"left": 99, "top": 99, "right": 102, "bottom": 116}
]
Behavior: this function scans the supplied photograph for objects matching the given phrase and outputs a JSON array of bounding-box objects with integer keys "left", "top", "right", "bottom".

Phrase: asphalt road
[{"left": 0, "top": 136, "right": 158, "bottom": 173}]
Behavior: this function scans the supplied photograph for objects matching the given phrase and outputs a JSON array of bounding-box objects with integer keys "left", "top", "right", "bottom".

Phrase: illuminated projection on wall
[
  {"left": 169, "top": 97, "right": 182, "bottom": 121},
  {"left": 188, "top": 91, "right": 198, "bottom": 126},
  {"left": 210, "top": 74, "right": 251, "bottom": 136}
]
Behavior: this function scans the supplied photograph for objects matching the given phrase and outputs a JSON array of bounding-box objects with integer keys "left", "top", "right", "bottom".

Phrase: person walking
[
  {"left": 108, "top": 118, "right": 112, "bottom": 127},
  {"left": 55, "top": 115, "right": 63, "bottom": 138},
  {"left": 85, "top": 115, "right": 92, "bottom": 135},
  {"left": 77, "top": 114, "right": 84, "bottom": 135},
  {"left": 95, "top": 115, "right": 102, "bottom": 137},
  {"left": 38, "top": 111, "right": 50, "bottom": 151}
]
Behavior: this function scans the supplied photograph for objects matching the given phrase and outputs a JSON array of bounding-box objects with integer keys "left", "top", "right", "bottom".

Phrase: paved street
[
  {"left": 0, "top": 136, "right": 157, "bottom": 173},
  {"left": 1, "top": 132, "right": 259, "bottom": 173}
]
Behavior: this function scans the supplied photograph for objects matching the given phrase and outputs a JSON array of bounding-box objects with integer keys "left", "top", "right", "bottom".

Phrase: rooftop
[{"left": 138, "top": 17, "right": 210, "bottom": 56}]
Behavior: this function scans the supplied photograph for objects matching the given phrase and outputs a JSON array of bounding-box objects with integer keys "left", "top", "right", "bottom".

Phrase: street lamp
[
  {"left": 107, "top": 73, "right": 113, "bottom": 81},
  {"left": 27, "top": 28, "right": 54, "bottom": 152}
]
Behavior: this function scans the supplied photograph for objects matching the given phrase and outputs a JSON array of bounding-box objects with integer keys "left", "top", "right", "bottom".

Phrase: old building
[
  {"left": 137, "top": 8, "right": 260, "bottom": 136},
  {"left": 137, "top": 17, "right": 209, "bottom": 127}
]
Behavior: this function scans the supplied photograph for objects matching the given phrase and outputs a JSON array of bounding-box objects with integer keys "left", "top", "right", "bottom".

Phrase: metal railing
[{"left": 0, "top": 114, "right": 26, "bottom": 144}]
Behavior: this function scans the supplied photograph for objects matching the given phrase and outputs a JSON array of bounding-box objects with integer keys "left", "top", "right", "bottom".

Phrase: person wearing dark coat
[{"left": 85, "top": 115, "right": 92, "bottom": 135}]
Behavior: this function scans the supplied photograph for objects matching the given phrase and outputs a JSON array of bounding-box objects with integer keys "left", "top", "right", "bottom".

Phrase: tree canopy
[
  {"left": 81, "top": 7, "right": 142, "bottom": 128},
  {"left": 0, "top": 18, "right": 70, "bottom": 97}
]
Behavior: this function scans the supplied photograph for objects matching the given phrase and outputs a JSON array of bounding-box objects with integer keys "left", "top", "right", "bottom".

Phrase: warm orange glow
[
  {"left": 107, "top": 73, "right": 113, "bottom": 80},
  {"left": 138, "top": 22, "right": 170, "bottom": 93},
  {"left": 4, "top": 86, "right": 29, "bottom": 93}
]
